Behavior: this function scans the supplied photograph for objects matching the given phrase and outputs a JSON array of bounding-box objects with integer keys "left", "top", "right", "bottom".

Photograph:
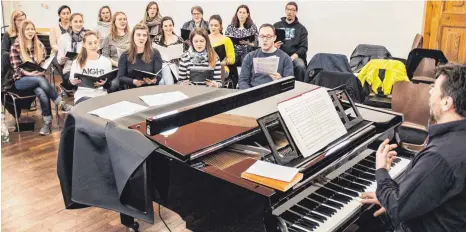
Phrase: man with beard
[
  {"left": 360, "top": 64, "right": 466, "bottom": 232},
  {"left": 273, "top": 2, "right": 308, "bottom": 82}
]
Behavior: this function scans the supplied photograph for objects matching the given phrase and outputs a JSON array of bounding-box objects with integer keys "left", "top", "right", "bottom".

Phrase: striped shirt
[
  {"left": 9, "top": 40, "right": 46, "bottom": 80},
  {"left": 178, "top": 51, "right": 222, "bottom": 87}
]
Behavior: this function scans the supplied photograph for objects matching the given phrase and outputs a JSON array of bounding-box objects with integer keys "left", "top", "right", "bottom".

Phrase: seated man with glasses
[
  {"left": 273, "top": 1, "right": 308, "bottom": 82},
  {"left": 238, "top": 24, "right": 293, "bottom": 89}
]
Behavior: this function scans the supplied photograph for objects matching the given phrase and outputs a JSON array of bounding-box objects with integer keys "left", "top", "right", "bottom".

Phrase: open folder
[
  {"left": 65, "top": 51, "right": 78, "bottom": 60},
  {"left": 213, "top": 44, "right": 226, "bottom": 61},
  {"left": 20, "top": 54, "right": 55, "bottom": 72},
  {"left": 128, "top": 69, "right": 161, "bottom": 82},
  {"left": 227, "top": 35, "right": 255, "bottom": 45},
  {"left": 241, "top": 160, "right": 303, "bottom": 192},
  {"left": 75, "top": 69, "right": 119, "bottom": 88}
]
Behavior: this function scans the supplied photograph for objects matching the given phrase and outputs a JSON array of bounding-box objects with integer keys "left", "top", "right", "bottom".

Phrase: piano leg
[{"left": 120, "top": 213, "right": 139, "bottom": 232}]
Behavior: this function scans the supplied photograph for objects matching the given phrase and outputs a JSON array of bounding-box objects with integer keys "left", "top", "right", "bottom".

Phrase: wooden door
[{"left": 423, "top": 1, "right": 466, "bottom": 64}]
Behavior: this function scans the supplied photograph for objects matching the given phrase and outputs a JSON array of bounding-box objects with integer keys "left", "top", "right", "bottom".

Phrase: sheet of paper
[
  {"left": 253, "top": 56, "right": 279, "bottom": 74},
  {"left": 153, "top": 43, "right": 184, "bottom": 61},
  {"left": 88, "top": 101, "right": 148, "bottom": 120},
  {"left": 277, "top": 88, "right": 348, "bottom": 158},
  {"left": 139, "top": 91, "right": 188, "bottom": 107},
  {"left": 244, "top": 160, "right": 299, "bottom": 182},
  {"left": 41, "top": 54, "right": 55, "bottom": 69}
]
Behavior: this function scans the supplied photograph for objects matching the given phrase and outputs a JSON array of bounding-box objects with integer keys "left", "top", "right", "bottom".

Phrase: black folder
[
  {"left": 189, "top": 67, "right": 214, "bottom": 83},
  {"left": 214, "top": 44, "right": 226, "bottom": 61},
  {"left": 19, "top": 55, "right": 55, "bottom": 72},
  {"left": 228, "top": 35, "right": 255, "bottom": 45},
  {"left": 75, "top": 69, "right": 119, "bottom": 88},
  {"left": 275, "top": 29, "right": 286, "bottom": 42},
  {"left": 66, "top": 51, "right": 78, "bottom": 60},
  {"left": 129, "top": 69, "right": 162, "bottom": 83},
  {"left": 180, "top": 29, "right": 191, "bottom": 41}
]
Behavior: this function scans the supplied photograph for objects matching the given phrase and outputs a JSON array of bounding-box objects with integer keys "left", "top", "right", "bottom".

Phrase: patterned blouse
[
  {"left": 224, "top": 23, "right": 259, "bottom": 60},
  {"left": 10, "top": 40, "right": 46, "bottom": 80}
]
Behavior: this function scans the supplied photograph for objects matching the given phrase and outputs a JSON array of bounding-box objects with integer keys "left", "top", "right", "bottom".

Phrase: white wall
[{"left": 2, "top": 0, "right": 425, "bottom": 59}]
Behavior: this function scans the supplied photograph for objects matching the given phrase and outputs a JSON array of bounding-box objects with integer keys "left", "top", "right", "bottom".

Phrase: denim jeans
[
  {"left": 159, "top": 65, "right": 175, "bottom": 85},
  {"left": 293, "top": 58, "right": 307, "bottom": 82},
  {"left": 15, "top": 76, "right": 59, "bottom": 116}
]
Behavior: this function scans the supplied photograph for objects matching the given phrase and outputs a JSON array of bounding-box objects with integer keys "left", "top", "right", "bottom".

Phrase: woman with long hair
[
  {"left": 152, "top": 16, "right": 186, "bottom": 85},
  {"left": 94, "top": 5, "right": 112, "bottom": 44},
  {"left": 178, "top": 28, "right": 222, "bottom": 87},
  {"left": 101, "top": 11, "right": 130, "bottom": 67},
  {"left": 141, "top": 1, "right": 162, "bottom": 35},
  {"left": 69, "top": 31, "right": 112, "bottom": 104},
  {"left": 225, "top": 5, "right": 258, "bottom": 65},
  {"left": 49, "top": 5, "right": 71, "bottom": 54},
  {"left": 10, "top": 20, "right": 72, "bottom": 135},
  {"left": 1, "top": 10, "right": 26, "bottom": 83},
  {"left": 117, "top": 23, "right": 162, "bottom": 88},
  {"left": 208, "top": 15, "right": 235, "bottom": 79},
  {"left": 57, "top": 13, "right": 87, "bottom": 91}
]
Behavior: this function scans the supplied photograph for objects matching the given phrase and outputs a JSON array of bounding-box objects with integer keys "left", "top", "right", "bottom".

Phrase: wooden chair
[{"left": 391, "top": 81, "right": 431, "bottom": 153}]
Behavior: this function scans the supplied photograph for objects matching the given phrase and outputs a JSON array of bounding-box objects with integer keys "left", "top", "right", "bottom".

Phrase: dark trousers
[
  {"left": 15, "top": 76, "right": 59, "bottom": 116},
  {"left": 293, "top": 58, "right": 306, "bottom": 82},
  {"left": 1, "top": 52, "right": 11, "bottom": 81}
]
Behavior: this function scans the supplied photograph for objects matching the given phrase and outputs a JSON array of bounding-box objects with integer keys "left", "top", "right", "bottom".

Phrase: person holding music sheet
[
  {"left": 117, "top": 23, "right": 162, "bottom": 88},
  {"left": 182, "top": 6, "right": 209, "bottom": 31},
  {"left": 178, "top": 28, "right": 222, "bottom": 87},
  {"left": 238, "top": 24, "right": 293, "bottom": 89},
  {"left": 57, "top": 13, "right": 88, "bottom": 91},
  {"left": 101, "top": 11, "right": 131, "bottom": 67},
  {"left": 69, "top": 31, "right": 113, "bottom": 104},
  {"left": 10, "top": 20, "right": 72, "bottom": 135},
  {"left": 2, "top": 11, "right": 27, "bottom": 88},
  {"left": 208, "top": 15, "right": 235, "bottom": 79},
  {"left": 153, "top": 16, "right": 185, "bottom": 85},
  {"left": 94, "top": 6, "right": 112, "bottom": 45},
  {"left": 141, "top": 1, "right": 162, "bottom": 36},
  {"left": 360, "top": 64, "right": 466, "bottom": 232},
  {"left": 273, "top": 1, "right": 308, "bottom": 82},
  {"left": 49, "top": 5, "right": 71, "bottom": 54},
  {"left": 224, "top": 5, "right": 258, "bottom": 65}
]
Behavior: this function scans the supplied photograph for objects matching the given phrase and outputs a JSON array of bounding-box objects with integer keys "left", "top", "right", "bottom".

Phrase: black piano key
[
  {"left": 365, "top": 155, "right": 376, "bottom": 162},
  {"left": 315, "top": 205, "right": 337, "bottom": 217},
  {"left": 342, "top": 173, "right": 373, "bottom": 186},
  {"left": 355, "top": 164, "right": 375, "bottom": 173},
  {"left": 333, "top": 178, "right": 366, "bottom": 192},
  {"left": 299, "top": 198, "right": 319, "bottom": 211},
  {"left": 350, "top": 168, "right": 376, "bottom": 181},
  {"left": 291, "top": 206, "right": 310, "bottom": 216},
  {"left": 393, "top": 157, "right": 401, "bottom": 164},
  {"left": 315, "top": 187, "right": 335, "bottom": 198},
  {"left": 281, "top": 211, "right": 301, "bottom": 223},
  {"left": 309, "top": 194, "right": 343, "bottom": 209},
  {"left": 360, "top": 159, "right": 375, "bottom": 168},
  {"left": 291, "top": 225, "right": 312, "bottom": 232},
  {"left": 307, "top": 211, "right": 327, "bottom": 223},
  {"left": 330, "top": 193, "right": 352, "bottom": 204},
  {"left": 357, "top": 163, "right": 376, "bottom": 172},
  {"left": 326, "top": 182, "right": 359, "bottom": 197},
  {"left": 297, "top": 218, "right": 318, "bottom": 230},
  {"left": 287, "top": 228, "right": 299, "bottom": 232}
]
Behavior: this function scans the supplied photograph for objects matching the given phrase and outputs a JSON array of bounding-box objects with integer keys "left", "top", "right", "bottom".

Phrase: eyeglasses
[
  {"left": 286, "top": 8, "right": 297, "bottom": 12},
  {"left": 259, "top": 35, "right": 274, "bottom": 40},
  {"left": 192, "top": 13, "right": 202, "bottom": 16}
]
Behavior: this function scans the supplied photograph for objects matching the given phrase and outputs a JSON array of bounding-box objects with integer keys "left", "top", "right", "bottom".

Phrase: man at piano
[{"left": 361, "top": 64, "right": 466, "bottom": 232}]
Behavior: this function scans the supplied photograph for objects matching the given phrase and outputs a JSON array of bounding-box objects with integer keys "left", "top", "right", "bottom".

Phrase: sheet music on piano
[{"left": 277, "top": 88, "right": 347, "bottom": 158}]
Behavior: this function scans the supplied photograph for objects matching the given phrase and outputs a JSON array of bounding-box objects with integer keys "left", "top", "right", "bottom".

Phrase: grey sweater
[{"left": 239, "top": 48, "right": 294, "bottom": 89}]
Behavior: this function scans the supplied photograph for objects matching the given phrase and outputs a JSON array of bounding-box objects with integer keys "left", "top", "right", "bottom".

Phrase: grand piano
[{"left": 121, "top": 78, "right": 412, "bottom": 232}]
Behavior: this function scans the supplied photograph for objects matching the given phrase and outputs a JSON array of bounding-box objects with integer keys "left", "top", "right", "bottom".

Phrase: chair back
[
  {"left": 411, "top": 34, "right": 423, "bottom": 50},
  {"left": 391, "top": 81, "right": 431, "bottom": 126},
  {"left": 406, "top": 48, "right": 448, "bottom": 79}
]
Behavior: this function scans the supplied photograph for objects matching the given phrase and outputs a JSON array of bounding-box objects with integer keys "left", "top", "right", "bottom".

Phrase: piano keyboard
[{"left": 279, "top": 150, "right": 411, "bottom": 232}]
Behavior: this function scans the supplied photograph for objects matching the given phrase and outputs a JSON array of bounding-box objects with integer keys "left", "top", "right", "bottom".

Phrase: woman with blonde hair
[
  {"left": 178, "top": 28, "right": 222, "bottom": 87},
  {"left": 117, "top": 23, "right": 162, "bottom": 88},
  {"left": 69, "top": 31, "right": 113, "bottom": 104},
  {"left": 1, "top": 10, "right": 26, "bottom": 82},
  {"left": 10, "top": 20, "right": 72, "bottom": 135},
  {"left": 141, "top": 1, "right": 162, "bottom": 35},
  {"left": 101, "top": 11, "right": 130, "bottom": 67}
]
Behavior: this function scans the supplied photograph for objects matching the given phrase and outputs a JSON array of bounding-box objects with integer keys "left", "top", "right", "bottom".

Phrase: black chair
[
  {"left": 406, "top": 48, "right": 448, "bottom": 79},
  {"left": 2, "top": 86, "right": 37, "bottom": 132}
]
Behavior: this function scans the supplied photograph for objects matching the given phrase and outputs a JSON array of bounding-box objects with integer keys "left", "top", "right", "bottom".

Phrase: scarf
[
  {"left": 69, "top": 28, "right": 87, "bottom": 52},
  {"left": 186, "top": 19, "right": 207, "bottom": 31},
  {"left": 144, "top": 17, "right": 162, "bottom": 34},
  {"left": 188, "top": 47, "right": 208, "bottom": 65},
  {"left": 97, "top": 21, "right": 111, "bottom": 28}
]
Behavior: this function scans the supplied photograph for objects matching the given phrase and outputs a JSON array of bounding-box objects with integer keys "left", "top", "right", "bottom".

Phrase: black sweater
[
  {"left": 2, "top": 32, "right": 17, "bottom": 53},
  {"left": 273, "top": 17, "right": 308, "bottom": 61},
  {"left": 117, "top": 48, "right": 162, "bottom": 87}
]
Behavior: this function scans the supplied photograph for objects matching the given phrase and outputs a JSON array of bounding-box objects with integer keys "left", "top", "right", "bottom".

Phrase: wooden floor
[{"left": 1, "top": 96, "right": 190, "bottom": 231}]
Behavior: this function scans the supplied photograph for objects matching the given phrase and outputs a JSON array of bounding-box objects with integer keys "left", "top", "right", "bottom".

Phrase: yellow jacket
[{"left": 357, "top": 59, "right": 409, "bottom": 96}]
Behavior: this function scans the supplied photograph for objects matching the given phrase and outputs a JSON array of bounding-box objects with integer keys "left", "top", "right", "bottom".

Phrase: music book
[
  {"left": 180, "top": 29, "right": 191, "bottom": 41},
  {"left": 66, "top": 51, "right": 78, "bottom": 60},
  {"left": 277, "top": 87, "right": 348, "bottom": 158},
  {"left": 241, "top": 172, "right": 303, "bottom": 192},
  {"left": 275, "top": 29, "right": 286, "bottom": 42},
  {"left": 88, "top": 101, "right": 148, "bottom": 121},
  {"left": 75, "top": 69, "right": 119, "bottom": 88},
  {"left": 213, "top": 44, "right": 226, "bottom": 61},
  {"left": 227, "top": 35, "right": 255, "bottom": 45},
  {"left": 253, "top": 56, "right": 279, "bottom": 74},
  {"left": 129, "top": 69, "right": 161, "bottom": 82},
  {"left": 139, "top": 91, "right": 188, "bottom": 107},
  {"left": 153, "top": 43, "right": 184, "bottom": 61},
  {"left": 241, "top": 160, "right": 302, "bottom": 191},
  {"left": 20, "top": 54, "right": 55, "bottom": 72},
  {"left": 189, "top": 67, "right": 214, "bottom": 83}
]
